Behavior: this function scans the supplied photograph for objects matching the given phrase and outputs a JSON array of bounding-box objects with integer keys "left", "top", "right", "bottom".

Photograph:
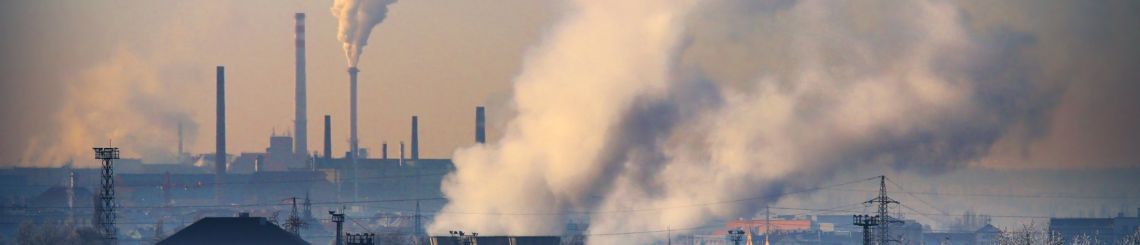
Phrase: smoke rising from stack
[
  {"left": 18, "top": 47, "right": 201, "bottom": 167},
  {"left": 330, "top": 0, "right": 398, "bottom": 67},
  {"left": 431, "top": 0, "right": 1058, "bottom": 244}
]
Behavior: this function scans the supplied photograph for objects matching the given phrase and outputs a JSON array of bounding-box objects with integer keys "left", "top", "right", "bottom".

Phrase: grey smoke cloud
[
  {"left": 430, "top": 0, "right": 1067, "bottom": 243},
  {"left": 331, "top": 0, "right": 398, "bottom": 67}
]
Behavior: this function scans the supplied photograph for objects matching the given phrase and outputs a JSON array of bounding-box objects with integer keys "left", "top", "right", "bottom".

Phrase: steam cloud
[
  {"left": 20, "top": 47, "right": 200, "bottom": 167},
  {"left": 331, "top": 0, "right": 398, "bottom": 67},
  {"left": 430, "top": 0, "right": 1055, "bottom": 244}
]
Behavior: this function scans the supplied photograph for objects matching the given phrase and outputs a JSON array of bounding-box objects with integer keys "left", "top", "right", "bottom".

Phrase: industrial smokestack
[
  {"left": 294, "top": 13, "right": 309, "bottom": 156},
  {"left": 215, "top": 66, "right": 226, "bottom": 204},
  {"left": 178, "top": 122, "right": 183, "bottom": 155},
  {"left": 382, "top": 142, "right": 388, "bottom": 160},
  {"left": 476, "top": 107, "right": 486, "bottom": 144},
  {"left": 411, "top": 116, "right": 418, "bottom": 160},
  {"left": 400, "top": 141, "right": 405, "bottom": 166},
  {"left": 324, "top": 115, "right": 332, "bottom": 159},
  {"left": 348, "top": 68, "right": 359, "bottom": 159},
  {"left": 348, "top": 67, "right": 359, "bottom": 202}
]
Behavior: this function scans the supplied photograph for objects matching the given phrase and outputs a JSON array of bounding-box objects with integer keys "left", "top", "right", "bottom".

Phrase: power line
[
  {"left": 417, "top": 177, "right": 879, "bottom": 216},
  {"left": 16, "top": 197, "right": 448, "bottom": 210},
  {"left": 3, "top": 171, "right": 452, "bottom": 187},
  {"left": 885, "top": 178, "right": 950, "bottom": 216},
  {"left": 821, "top": 188, "right": 1140, "bottom": 200}
]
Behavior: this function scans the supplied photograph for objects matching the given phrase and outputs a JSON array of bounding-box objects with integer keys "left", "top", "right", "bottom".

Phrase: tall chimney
[
  {"left": 411, "top": 116, "right": 418, "bottom": 160},
  {"left": 294, "top": 13, "right": 309, "bottom": 156},
  {"left": 324, "top": 115, "right": 332, "bottom": 159},
  {"left": 400, "top": 141, "right": 405, "bottom": 166},
  {"left": 382, "top": 142, "right": 388, "bottom": 160},
  {"left": 476, "top": 107, "right": 486, "bottom": 144},
  {"left": 178, "top": 122, "right": 183, "bottom": 155},
  {"left": 348, "top": 67, "right": 359, "bottom": 202},
  {"left": 215, "top": 66, "right": 226, "bottom": 204}
]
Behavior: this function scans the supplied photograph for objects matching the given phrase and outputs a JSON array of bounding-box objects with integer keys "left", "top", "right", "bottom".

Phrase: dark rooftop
[{"left": 156, "top": 216, "right": 309, "bottom": 245}]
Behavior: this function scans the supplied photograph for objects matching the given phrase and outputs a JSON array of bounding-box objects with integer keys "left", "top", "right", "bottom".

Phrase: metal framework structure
[
  {"left": 853, "top": 214, "right": 879, "bottom": 245},
  {"left": 854, "top": 176, "right": 904, "bottom": 245},
  {"left": 449, "top": 231, "right": 478, "bottom": 245},
  {"left": 346, "top": 233, "right": 376, "bottom": 245},
  {"left": 415, "top": 201, "right": 424, "bottom": 237},
  {"left": 284, "top": 197, "right": 308, "bottom": 238},
  {"left": 728, "top": 229, "right": 745, "bottom": 245},
  {"left": 332, "top": 208, "right": 346, "bottom": 245},
  {"left": 94, "top": 147, "right": 119, "bottom": 244}
]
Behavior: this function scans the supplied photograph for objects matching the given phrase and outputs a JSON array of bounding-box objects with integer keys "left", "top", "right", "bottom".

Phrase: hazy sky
[
  {"left": 0, "top": 0, "right": 1137, "bottom": 170},
  {"left": 0, "top": 0, "right": 552, "bottom": 165}
]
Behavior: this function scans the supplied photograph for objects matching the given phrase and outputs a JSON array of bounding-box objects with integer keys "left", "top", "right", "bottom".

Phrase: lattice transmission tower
[
  {"left": 853, "top": 176, "right": 904, "bottom": 245},
  {"left": 284, "top": 197, "right": 308, "bottom": 238},
  {"left": 94, "top": 147, "right": 119, "bottom": 244}
]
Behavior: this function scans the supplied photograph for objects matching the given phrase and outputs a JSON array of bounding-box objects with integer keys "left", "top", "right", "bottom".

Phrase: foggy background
[{"left": 0, "top": 0, "right": 1138, "bottom": 242}]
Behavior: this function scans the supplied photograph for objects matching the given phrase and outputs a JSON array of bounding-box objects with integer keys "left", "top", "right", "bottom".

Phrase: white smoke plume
[
  {"left": 431, "top": 0, "right": 1054, "bottom": 244},
  {"left": 331, "top": 0, "right": 398, "bottom": 67},
  {"left": 20, "top": 47, "right": 200, "bottom": 167}
]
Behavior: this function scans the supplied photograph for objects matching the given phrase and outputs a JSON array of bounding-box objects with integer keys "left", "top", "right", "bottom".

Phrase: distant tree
[
  {"left": 1122, "top": 227, "right": 1140, "bottom": 245},
  {"left": 90, "top": 191, "right": 101, "bottom": 228},
  {"left": 151, "top": 219, "right": 166, "bottom": 245},
  {"left": 992, "top": 221, "right": 1062, "bottom": 245},
  {"left": 1070, "top": 232, "right": 1102, "bottom": 245},
  {"left": 14, "top": 220, "right": 104, "bottom": 245},
  {"left": 16, "top": 221, "right": 72, "bottom": 245},
  {"left": 70, "top": 227, "right": 102, "bottom": 245}
]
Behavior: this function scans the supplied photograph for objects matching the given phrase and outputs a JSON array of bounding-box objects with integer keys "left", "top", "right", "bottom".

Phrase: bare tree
[
  {"left": 1070, "top": 232, "right": 1101, "bottom": 245},
  {"left": 1119, "top": 227, "right": 1139, "bottom": 245},
  {"left": 14, "top": 221, "right": 103, "bottom": 245},
  {"left": 150, "top": 219, "right": 167, "bottom": 245},
  {"left": 992, "top": 221, "right": 1062, "bottom": 245}
]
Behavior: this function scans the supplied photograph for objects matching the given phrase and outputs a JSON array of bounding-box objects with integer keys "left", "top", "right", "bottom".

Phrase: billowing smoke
[
  {"left": 431, "top": 0, "right": 1055, "bottom": 244},
  {"left": 330, "top": 0, "right": 398, "bottom": 67},
  {"left": 20, "top": 47, "right": 201, "bottom": 167}
]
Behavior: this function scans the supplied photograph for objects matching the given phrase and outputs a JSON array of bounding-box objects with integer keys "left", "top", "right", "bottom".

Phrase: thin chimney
[
  {"left": 294, "top": 13, "right": 309, "bottom": 156},
  {"left": 476, "top": 107, "right": 486, "bottom": 144},
  {"left": 400, "top": 141, "right": 405, "bottom": 166},
  {"left": 382, "top": 142, "right": 388, "bottom": 160},
  {"left": 348, "top": 67, "right": 359, "bottom": 202},
  {"left": 411, "top": 116, "right": 418, "bottom": 160},
  {"left": 215, "top": 66, "right": 226, "bottom": 204},
  {"left": 177, "top": 122, "right": 183, "bottom": 155},
  {"left": 324, "top": 115, "right": 332, "bottom": 159}
]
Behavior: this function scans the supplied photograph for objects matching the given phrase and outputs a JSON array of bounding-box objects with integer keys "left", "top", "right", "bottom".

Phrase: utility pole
[{"left": 332, "top": 207, "right": 346, "bottom": 245}]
